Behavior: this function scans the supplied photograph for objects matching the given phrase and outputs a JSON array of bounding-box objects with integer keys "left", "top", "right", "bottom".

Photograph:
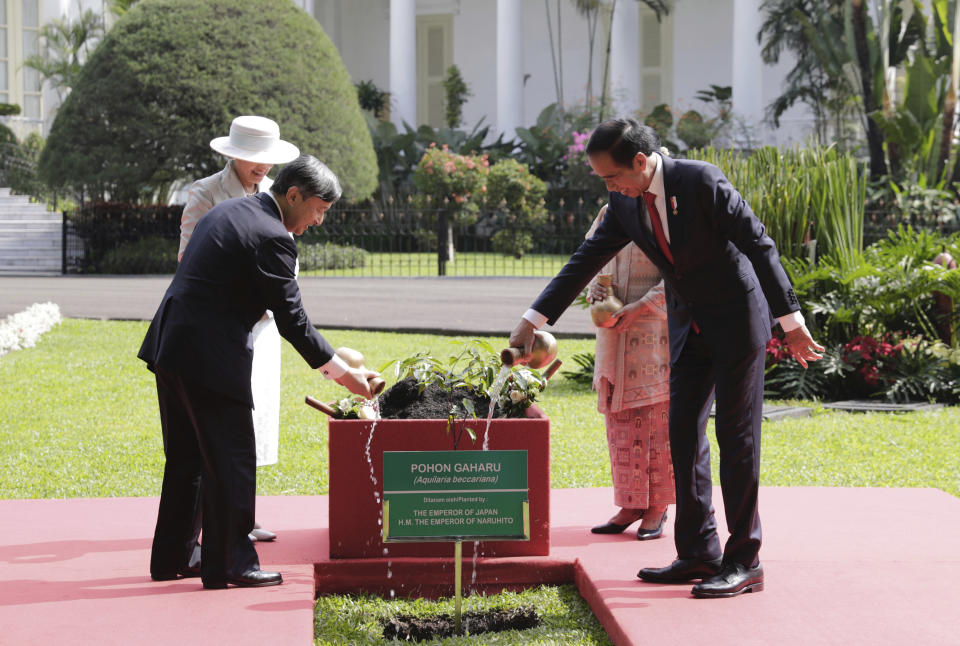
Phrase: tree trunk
[
  {"left": 940, "top": 2, "right": 960, "bottom": 184},
  {"left": 939, "top": 81, "right": 955, "bottom": 183},
  {"left": 599, "top": 0, "right": 617, "bottom": 121},
  {"left": 851, "top": 0, "right": 888, "bottom": 179}
]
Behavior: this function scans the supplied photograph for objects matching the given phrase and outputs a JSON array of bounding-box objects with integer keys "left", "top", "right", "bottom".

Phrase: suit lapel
[
  {"left": 660, "top": 155, "right": 685, "bottom": 253},
  {"left": 611, "top": 192, "right": 670, "bottom": 269}
]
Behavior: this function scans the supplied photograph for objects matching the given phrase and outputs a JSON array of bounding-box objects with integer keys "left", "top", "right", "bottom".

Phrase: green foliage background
[{"left": 38, "top": 0, "right": 377, "bottom": 202}]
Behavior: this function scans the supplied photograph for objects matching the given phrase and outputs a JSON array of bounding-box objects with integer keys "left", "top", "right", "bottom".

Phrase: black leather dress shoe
[
  {"left": 151, "top": 563, "right": 201, "bottom": 581},
  {"left": 203, "top": 569, "right": 283, "bottom": 589},
  {"left": 636, "top": 511, "right": 668, "bottom": 541},
  {"left": 637, "top": 558, "right": 723, "bottom": 583},
  {"left": 591, "top": 510, "right": 644, "bottom": 534},
  {"left": 181, "top": 564, "right": 202, "bottom": 578},
  {"left": 692, "top": 563, "right": 764, "bottom": 598}
]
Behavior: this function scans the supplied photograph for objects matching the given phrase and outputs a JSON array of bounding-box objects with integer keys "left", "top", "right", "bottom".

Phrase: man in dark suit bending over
[
  {"left": 510, "top": 119, "right": 824, "bottom": 598},
  {"left": 139, "top": 155, "right": 378, "bottom": 589}
]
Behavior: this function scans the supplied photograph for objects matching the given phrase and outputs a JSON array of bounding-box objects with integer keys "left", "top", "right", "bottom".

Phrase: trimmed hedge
[
  {"left": 39, "top": 0, "right": 376, "bottom": 203},
  {"left": 297, "top": 241, "right": 367, "bottom": 270}
]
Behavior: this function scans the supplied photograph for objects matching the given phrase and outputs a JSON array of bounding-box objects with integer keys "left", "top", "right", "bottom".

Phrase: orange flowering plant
[{"left": 412, "top": 143, "right": 489, "bottom": 224}]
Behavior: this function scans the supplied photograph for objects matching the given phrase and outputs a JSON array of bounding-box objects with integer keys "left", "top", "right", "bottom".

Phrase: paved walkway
[{"left": 0, "top": 275, "right": 595, "bottom": 336}]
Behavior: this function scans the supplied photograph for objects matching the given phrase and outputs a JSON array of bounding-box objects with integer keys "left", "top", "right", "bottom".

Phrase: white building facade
[
  {"left": 307, "top": 0, "right": 815, "bottom": 147},
  {"left": 4, "top": 0, "right": 815, "bottom": 148},
  {"left": 0, "top": 0, "right": 105, "bottom": 140}
]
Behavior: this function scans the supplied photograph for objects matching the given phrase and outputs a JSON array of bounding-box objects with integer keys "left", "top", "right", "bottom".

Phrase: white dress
[
  {"left": 179, "top": 161, "right": 282, "bottom": 466},
  {"left": 249, "top": 312, "right": 280, "bottom": 466}
]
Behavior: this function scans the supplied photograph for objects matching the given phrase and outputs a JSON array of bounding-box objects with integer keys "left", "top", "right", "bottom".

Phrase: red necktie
[
  {"left": 643, "top": 191, "right": 699, "bottom": 333},
  {"left": 643, "top": 191, "right": 673, "bottom": 264}
]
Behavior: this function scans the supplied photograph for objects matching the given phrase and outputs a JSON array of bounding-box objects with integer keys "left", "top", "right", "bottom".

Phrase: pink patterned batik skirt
[{"left": 603, "top": 397, "right": 675, "bottom": 510}]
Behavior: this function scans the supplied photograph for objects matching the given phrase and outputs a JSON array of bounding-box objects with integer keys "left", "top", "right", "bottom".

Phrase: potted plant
[{"left": 324, "top": 341, "right": 555, "bottom": 558}]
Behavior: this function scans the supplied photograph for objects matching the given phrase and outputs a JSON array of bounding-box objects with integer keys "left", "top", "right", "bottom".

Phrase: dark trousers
[
  {"left": 150, "top": 367, "right": 259, "bottom": 584},
  {"left": 667, "top": 331, "right": 765, "bottom": 568}
]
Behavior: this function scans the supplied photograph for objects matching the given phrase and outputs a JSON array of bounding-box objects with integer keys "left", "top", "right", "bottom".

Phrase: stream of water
[
  {"left": 470, "top": 365, "right": 513, "bottom": 590},
  {"left": 361, "top": 398, "right": 393, "bottom": 588},
  {"left": 482, "top": 365, "right": 511, "bottom": 451}
]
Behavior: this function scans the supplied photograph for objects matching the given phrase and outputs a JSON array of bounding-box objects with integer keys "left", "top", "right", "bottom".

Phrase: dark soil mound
[
  {"left": 378, "top": 377, "right": 496, "bottom": 419},
  {"left": 381, "top": 607, "right": 539, "bottom": 641}
]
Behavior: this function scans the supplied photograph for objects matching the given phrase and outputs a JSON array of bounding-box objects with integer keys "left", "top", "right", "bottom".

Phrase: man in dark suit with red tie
[
  {"left": 139, "top": 156, "right": 378, "bottom": 590},
  {"left": 510, "top": 119, "right": 824, "bottom": 598}
]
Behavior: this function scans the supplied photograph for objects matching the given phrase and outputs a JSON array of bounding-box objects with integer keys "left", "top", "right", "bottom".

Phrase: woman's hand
[
  {"left": 586, "top": 281, "right": 607, "bottom": 304},
  {"left": 609, "top": 300, "right": 657, "bottom": 332}
]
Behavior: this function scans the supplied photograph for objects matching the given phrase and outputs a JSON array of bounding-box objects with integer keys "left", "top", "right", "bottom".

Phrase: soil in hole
[
  {"left": 378, "top": 376, "right": 498, "bottom": 420},
  {"left": 381, "top": 607, "right": 539, "bottom": 641}
]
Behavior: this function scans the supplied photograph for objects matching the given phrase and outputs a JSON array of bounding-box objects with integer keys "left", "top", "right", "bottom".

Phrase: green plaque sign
[{"left": 382, "top": 450, "right": 529, "bottom": 542}]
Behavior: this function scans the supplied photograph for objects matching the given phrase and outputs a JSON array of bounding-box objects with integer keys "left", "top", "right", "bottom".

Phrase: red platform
[{"left": 1, "top": 487, "right": 958, "bottom": 645}]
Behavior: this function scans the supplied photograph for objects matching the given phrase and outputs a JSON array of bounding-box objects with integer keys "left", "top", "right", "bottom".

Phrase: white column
[
  {"left": 496, "top": 0, "right": 523, "bottom": 139},
  {"left": 389, "top": 0, "right": 417, "bottom": 128},
  {"left": 732, "top": 0, "right": 764, "bottom": 129},
  {"left": 610, "top": 0, "right": 640, "bottom": 116}
]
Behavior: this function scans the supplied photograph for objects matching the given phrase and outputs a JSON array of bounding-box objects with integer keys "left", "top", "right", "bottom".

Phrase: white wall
[
  {"left": 671, "top": 0, "right": 733, "bottom": 114},
  {"left": 516, "top": 0, "right": 607, "bottom": 125},
  {"left": 318, "top": 2, "right": 392, "bottom": 102},
  {"left": 453, "top": 0, "right": 495, "bottom": 131},
  {"left": 760, "top": 53, "right": 817, "bottom": 147}
]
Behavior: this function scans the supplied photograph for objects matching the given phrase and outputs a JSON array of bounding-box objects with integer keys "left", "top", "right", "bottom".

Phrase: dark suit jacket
[
  {"left": 532, "top": 155, "right": 799, "bottom": 362},
  {"left": 138, "top": 193, "right": 335, "bottom": 406}
]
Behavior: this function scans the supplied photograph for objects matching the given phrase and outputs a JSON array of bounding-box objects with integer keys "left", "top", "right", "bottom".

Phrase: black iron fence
[
  {"left": 64, "top": 203, "right": 183, "bottom": 274},
  {"left": 63, "top": 199, "right": 606, "bottom": 276},
  {"left": 61, "top": 200, "right": 959, "bottom": 275}
]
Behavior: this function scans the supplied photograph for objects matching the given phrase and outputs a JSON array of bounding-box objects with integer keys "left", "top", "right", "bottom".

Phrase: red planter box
[{"left": 328, "top": 407, "right": 550, "bottom": 558}]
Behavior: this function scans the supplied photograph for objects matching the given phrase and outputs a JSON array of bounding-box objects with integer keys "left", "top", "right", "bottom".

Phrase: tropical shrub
[
  {"left": 39, "top": 0, "right": 376, "bottom": 203},
  {"left": 560, "top": 351, "right": 595, "bottom": 386},
  {"left": 485, "top": 158, "right": 548, "bottom": 258},
  {"left": 1, "top": 132, "right": 47, "bottom": 199},
  {"left": 365, "top": 117, "right": 515, "bottom": 208},
  {"left": 765, "top": 332, "right": 960, "bottom": 404},
  {"left": 412, "top": 144, "right": 489, "bottom": 224},
  {"left": 675, "top": 110, "right": 711, "bottom": 149},
  {"left": 687, "top": 146, "right": 866, "bottom": 264},
  {"left": 865, "top": 182, "right": 960, "bottom": 241},
  {"left": 766, "top": 226, "right": 960, "bottom": 403},
  {"left": 786, "top": 227, "right": 960, "bottom": 345},
  {"left": 442, "top": 64, "right": 471, "bottom": 129},
  {"left": 675, "top": 85, "right": 733, "bottom": 150},
  {"left": 558, "top": 129, "right": 606, "bottom": 208},
  {"left": 643, "top": 104, "right": 674, "bottom": 141},
  {"left": 355, "top": 80, "right": 389, "bottom": 120},
  {"left": 514, "top": 102, "right": 603, "bottom": 192}
]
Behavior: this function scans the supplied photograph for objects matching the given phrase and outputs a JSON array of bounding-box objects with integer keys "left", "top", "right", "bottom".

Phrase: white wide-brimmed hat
[{"left": 209, "top": 115, "right": 300, "bottom": 165}]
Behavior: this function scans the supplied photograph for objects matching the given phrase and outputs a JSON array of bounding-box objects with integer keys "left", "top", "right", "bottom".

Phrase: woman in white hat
[{"left": 178, "top": 115, "right": 300, "bottom": 543}]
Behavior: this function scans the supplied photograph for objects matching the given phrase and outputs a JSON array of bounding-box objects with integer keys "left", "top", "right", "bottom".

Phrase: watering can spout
[{"left": 500, "top": 331, "right": 558, "bottom": 369}]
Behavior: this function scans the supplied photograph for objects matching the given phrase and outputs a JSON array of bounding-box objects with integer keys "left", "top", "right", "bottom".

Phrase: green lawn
[
  {"left": 1, "top": 319, "right": 958, "bottom": 499},
  {"left": 315, "top": 585, "right": 610, "bottom": 645}
]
